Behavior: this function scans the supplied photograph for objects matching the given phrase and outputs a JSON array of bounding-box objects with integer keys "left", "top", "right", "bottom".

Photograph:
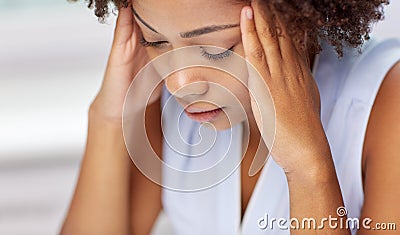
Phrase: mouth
[{"left": 184, "top": 107, "right": 223, "bottom": 123}]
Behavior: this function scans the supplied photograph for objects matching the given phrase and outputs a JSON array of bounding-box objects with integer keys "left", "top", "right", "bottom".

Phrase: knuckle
[
  {"left": 261, "top": 26, "right": 275, "bottom": 38},
  {"left": 250, "top": 46, "right": 265, "bottom": 61}
]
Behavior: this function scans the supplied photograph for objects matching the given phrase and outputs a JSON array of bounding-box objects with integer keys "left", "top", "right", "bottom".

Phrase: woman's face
[{"left": 133, "top": 0, "right": 252, "bottom": 130}]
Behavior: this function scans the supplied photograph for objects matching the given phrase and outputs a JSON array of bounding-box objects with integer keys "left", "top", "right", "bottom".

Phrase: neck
[{"left": 241, "top": 113, "right": 268, "bottom": 172}]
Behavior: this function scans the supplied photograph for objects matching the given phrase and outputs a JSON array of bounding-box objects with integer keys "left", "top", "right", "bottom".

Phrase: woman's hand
[
  {"left": 240, "top": 1, "right": 331, "bottom": 175},
  {"left": 90, "top": 4, "right": 160, "bottom": 124},
  {"left": 240, "top": 5, "right": 350, "bottom": 234},
  {"left": 61, "top": 6, "right": 163, "bottom": 235}
]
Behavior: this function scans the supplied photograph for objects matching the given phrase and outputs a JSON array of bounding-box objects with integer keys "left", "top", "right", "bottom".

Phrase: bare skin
[
  {"left": 61, "top": 0, "right": 400, "bottom": 234},
  {"left": 241, "top": 4, "right": 347, "bottom": 234},
  {"left": 61, "top": 6, "right": 162, "bottom": 235},
  {"left": 359, "top": 63, "right": 400, "bottom": 234}
]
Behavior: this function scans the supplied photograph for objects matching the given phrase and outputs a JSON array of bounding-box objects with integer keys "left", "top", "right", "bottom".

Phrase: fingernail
[{"left": 246, "top": 8, "right": 253, "bottom": 20}]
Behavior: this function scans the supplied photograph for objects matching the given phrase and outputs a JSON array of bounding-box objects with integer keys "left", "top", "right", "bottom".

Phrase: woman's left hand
[{"left": 240, "top": 1, "right": 331, "bottom": 174}]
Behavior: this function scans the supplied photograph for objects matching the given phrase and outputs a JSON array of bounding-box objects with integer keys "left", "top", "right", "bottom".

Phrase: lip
[{"left": 184, "top": 107, "right": 223, "bottom": 123}]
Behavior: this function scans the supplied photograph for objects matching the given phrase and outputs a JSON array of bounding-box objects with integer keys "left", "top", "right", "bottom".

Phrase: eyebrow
[
  {"left": 132, "top": 7, "right": 239, "bottom": 38},
  {"left": 180, "top": 24, "right": 239, "bottom": 38}
]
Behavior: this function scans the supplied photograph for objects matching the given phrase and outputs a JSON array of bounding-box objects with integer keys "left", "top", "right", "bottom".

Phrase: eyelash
[
  {"left": 139, "top": 37, "right": 168, "bottom": 48},
  {"left": 200, "top": 46, "right": 234, "bottom": 61},
  {"left": 139, "top": 36, "right": 234, "bottom": 61}
]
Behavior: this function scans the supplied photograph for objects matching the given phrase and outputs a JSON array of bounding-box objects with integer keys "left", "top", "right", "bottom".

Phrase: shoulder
[
  {"left": 362, "top": 38, "right": 400, "bottom": 165},
  {"left": 363, "top": 60, "right": 400, "bottom": 172},
  {"left": 361, "top": 56, "right": 400, "bottom": 225},
  {"left": 363, "top": 60, "right": 400, "bottom": 162}
]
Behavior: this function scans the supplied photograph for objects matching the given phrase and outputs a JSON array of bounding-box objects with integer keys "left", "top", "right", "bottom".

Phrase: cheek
[
  {"left": 145, "top": 47, "right": 164, "bottom": 60},
  {"left": 212, "top": 71, "right": 251, "bottom": 110}
]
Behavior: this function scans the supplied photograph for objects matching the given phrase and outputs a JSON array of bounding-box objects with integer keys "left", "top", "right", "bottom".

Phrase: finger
[
  {"left": 240, "top": 6, "right": 270, "bottom": 79},
  {"left": 132, "top": 20, "right": 142, "bottom": 44},
  {"left": 272, "top": 13, "right": 313, "bottom": 80},
  {"left": 251, "top": 0, "right": 282, "bottom": 68},
  {"left": 114, "top": 4, "right": 134, "bottom": 45},
  {"left": 270, "top": 8, "right": 307, "bottom": 66},
  {"left": 275, "top": 15, "right": 295, "bottom": 55},
  {"left": 240, "top": 6, "right": 275, "bottom": 149}
]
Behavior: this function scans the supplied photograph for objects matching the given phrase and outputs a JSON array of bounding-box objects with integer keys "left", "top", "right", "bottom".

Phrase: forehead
[{"left": 133, "top": 0, "right": 246, "bottom": 33}]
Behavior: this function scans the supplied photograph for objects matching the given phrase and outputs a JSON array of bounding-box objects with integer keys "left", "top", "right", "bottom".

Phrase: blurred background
[
  {"left": 0, "top": 1, "right": 114, "bottom": 234},
  {"left": 0, "top": 1, "right": 399, "bottom": 235}
]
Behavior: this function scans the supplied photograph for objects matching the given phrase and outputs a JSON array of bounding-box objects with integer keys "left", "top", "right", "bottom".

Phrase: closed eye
[
  {"left": 200, "top": 46, "right": 234, "bottom": 61},
  {"left": 139, "top": 36, "right": 168, "bottom": 48},
  {"left": 139, "top": 36, "right": 234, "bottom": 62}
]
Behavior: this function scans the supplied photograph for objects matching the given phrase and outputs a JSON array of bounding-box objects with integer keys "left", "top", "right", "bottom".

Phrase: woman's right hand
[
  {"left": 61, "top": 6, "right": 163, "bottom": 235},
  {"left": 90, "top": 5, "right": 160, "bottom": 124}
]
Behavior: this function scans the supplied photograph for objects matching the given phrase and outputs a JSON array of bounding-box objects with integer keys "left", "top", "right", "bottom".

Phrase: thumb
[{"left": 113, "top": 4, "right": 134, "bottom": 46}]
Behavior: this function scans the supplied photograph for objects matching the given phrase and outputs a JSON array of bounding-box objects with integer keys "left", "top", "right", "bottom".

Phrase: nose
[{"left": 165, "top": 69, "right": 209, "bottom": 99}]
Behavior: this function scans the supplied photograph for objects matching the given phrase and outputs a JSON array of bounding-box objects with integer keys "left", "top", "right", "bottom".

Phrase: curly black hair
[{"left": 72, "top": 0, "right": 390, "bottom": 56}]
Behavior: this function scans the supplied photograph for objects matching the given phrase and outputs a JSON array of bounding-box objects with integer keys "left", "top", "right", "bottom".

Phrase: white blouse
[{"left": 152, "top": 38, "right": 400, "bottom": 235}]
